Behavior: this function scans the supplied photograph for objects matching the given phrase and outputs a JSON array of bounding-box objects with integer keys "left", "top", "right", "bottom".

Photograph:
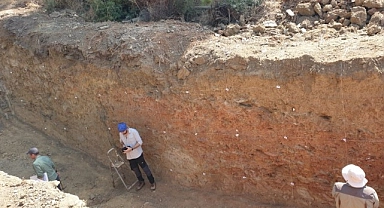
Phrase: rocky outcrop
[
  {"left": 285, "top": 0, "right": 384, "bottom": 35},
  {"left": 214, "top": 0, "right": 382, "bottom": 37}
]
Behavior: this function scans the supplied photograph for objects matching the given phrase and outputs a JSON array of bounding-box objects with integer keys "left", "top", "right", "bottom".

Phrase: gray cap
[{"left": 27, "top": 147, "right": 39, "bottom": 155}]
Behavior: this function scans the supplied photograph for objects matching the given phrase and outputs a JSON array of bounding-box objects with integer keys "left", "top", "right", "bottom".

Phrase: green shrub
[
  {"left": 42, "top": 0, "right": 264, "bottom": 23},
  {"left": 88, "top": 0, "right": 123, "bottom": 22},
  {"left": 43, "top": 0, "right": 85, "bottom": 13},
  {"left": 200, "top": 0, "right": 212, "bottom": 5},
  {"left": 173, "top": 0, "right": 199, "bottom": 20},
  {"left": 222, "top": 0, "right": 263, "bottom": 12},
  {"left": 43, "top": 0, "right": 65, "bottom": 13}
]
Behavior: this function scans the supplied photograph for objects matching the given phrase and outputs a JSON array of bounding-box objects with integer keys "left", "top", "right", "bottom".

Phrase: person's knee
[
  {"left": 142, "top": 165, "right": 153, "bottom": 176},
  {"left": 131, "top": 167, "right": 141, "bottom": 175}
]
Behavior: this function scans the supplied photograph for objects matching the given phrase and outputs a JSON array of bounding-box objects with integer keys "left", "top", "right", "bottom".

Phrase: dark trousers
[{"left": 128, "top": 153, "right": 155, "bottom": 184}]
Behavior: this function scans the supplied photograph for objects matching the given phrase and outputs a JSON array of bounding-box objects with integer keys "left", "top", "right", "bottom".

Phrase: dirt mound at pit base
[{"left": 0, "top": 171, "right": 86, "bottom": 208}]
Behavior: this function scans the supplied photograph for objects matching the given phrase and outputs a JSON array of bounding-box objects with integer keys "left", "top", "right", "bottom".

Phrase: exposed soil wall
[{"left": 0, "top": 12, "right": 384, "bottom": 207}]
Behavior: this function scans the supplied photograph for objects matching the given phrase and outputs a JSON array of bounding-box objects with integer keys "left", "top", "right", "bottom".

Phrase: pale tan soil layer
[{"left": 0, "top": 1, "right": 383, "bottom": 208}]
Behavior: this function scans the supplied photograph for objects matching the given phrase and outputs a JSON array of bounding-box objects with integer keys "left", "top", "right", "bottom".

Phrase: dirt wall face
[{"left": 0, "top": 13, "right": 384, "bottom": 207}]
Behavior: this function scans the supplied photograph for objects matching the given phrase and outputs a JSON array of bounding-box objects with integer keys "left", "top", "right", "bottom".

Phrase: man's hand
[{"left": 123, "top": 147, "right": 133, "bottom": 154}]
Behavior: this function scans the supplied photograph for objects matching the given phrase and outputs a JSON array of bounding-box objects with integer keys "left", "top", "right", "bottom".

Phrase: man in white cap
[{"left": 332, "top": 164, "right": 379, "bottom": 208}]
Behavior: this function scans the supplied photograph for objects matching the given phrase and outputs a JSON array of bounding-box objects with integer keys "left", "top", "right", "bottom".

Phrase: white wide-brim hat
[{"left": 342, "top": 164, "right": 368, "bottom": 188}]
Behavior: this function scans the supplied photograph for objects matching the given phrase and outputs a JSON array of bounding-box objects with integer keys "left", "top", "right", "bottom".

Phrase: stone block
[
  {"left": 369, "top": 12, "right": 384, "bottom": 26},
  {"left": 296, "top": 3, "right": 315, "bottom": 16},
  {"left": 350, "top": 6, "right": 367, "bottom": 27},
  {"left": 367, "top": 25, "right": 382, "bottom": 35},
  {"left": 314, "top": 3, "right": 323, "bottom": 17},
  {"left": 177, "top": 67, "right": 190, "bottom": 80},
  {"left": 363, "top": 0, "right": 384, "bottom": 8}
]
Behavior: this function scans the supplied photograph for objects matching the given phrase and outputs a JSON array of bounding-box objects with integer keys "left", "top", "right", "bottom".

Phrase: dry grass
[{"left": 0, "top": 0, "right": 23, "bottom": 10}]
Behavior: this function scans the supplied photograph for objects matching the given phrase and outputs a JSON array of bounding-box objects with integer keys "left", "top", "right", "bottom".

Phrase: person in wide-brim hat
[
  {"left": 332, "top": 164, "right": 379, "bottom": 208},
  {"left": 341, "top": 164, "right": 368, "bottom": 188}
]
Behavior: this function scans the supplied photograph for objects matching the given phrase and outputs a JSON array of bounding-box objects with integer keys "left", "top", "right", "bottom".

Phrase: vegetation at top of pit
[{"left": 42, "top": 0, "right": 264, "bottom": 24}]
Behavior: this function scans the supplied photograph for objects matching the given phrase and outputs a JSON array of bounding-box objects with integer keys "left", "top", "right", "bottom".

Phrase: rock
[
  {"left": 369, "top": 12, "right": 384, "bottom": 26},
  {"left": 252, "top": 24, "right": 266, "bottom": 33},
  {"left": 354, "top": 0, "right": 364, "bottom": 6},
  {"left": 323, "top": 4, "right": 333, "bottom": 12},
  {"left": 227, "top": 55, "right": 247, "bottom": 70},
  {"left": 367, "top": 8, "right": 378, "bottom": 16},
  {"left": 98, "top": 25, "right": 109, "bottom": 30},
  {"left": 363, "top": 0, "right": 384, "bottom": 8},
  {"left": 329, "top": 9, "right": 351, "bottom": 18},
  {"left": 324, "top": 12, "right": 338, "bottom": 23},
  {"left": 349, "top": 23, "right": 360, "bottom": 31},
  {"left": 350, "top": 6, "right": 367, "bottom": 27},
  {"left": 367, "top": 25, "right": 382, "bottom": 35},
  {"left": 321, "top": 0, "right": 330, "bottom": 5},
  {"left": 343, "top": 19, "right": 351, "bottom": 27},
  {"left": 177, "top": 67, "right": 190, "bottom": 80},
  {"left": 49, "top": 11, "right": 61, "bottom": 18},
  {"left": 276, "top": 13, "right": 284, "bottom": 19},
  {"left": 287, "top": 22, "right": 300, "bottom": 33},
  {"left": 314, "top": 3, "right": 323, "bottom": 17},
  {"left": 296, "top": 15, "right": 319, "bottom": 25},
  {"left": 301, "top": 19, "right": 313, "bottom": 29},
  {"left": 331, "top": 0, "right": 338, "bottom": 7},
  {"left": 296, "top": 3, "right": 315, "bottom": 16},
  {"left": 286, "top": 9, "right": 295, "bottom": 17},
  {"left": 304, "top": 32, "right": 313, "bottom": 40},
  {"left": 223, "top": 24, "right": 240, "bottom": 37},
  {"left": 263, "top": 20, "right": 277, "bottom": 28},
  {"left": 192, "top": 56, "right": 206, "bottom": 65},
  {"left": 239, "top": 15, "right": 245, "bottom": 26},
  {"left": 329, "top": 20, "right": 343, "bottom": 30}
]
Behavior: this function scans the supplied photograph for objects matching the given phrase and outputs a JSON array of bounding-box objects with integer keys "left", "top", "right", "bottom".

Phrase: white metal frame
[{"left": 107, "top": 148, "right": 138, "bottom": 191}]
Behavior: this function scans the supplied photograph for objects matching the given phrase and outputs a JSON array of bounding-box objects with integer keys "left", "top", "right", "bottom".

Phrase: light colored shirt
[
  {"left": 119, "top": 128, "right": 143, "bottom": 160},
  {"left": 33, "top": 155, "right": 58, "bottom": 181},
  {"left": 332, "top": 182, "right": 379, "bottom": 208}
]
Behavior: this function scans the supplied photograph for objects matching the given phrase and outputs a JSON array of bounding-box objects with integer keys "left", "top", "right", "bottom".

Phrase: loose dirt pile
[{"left": 0, "top": 171, "right": 86, "bottom": 208}]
